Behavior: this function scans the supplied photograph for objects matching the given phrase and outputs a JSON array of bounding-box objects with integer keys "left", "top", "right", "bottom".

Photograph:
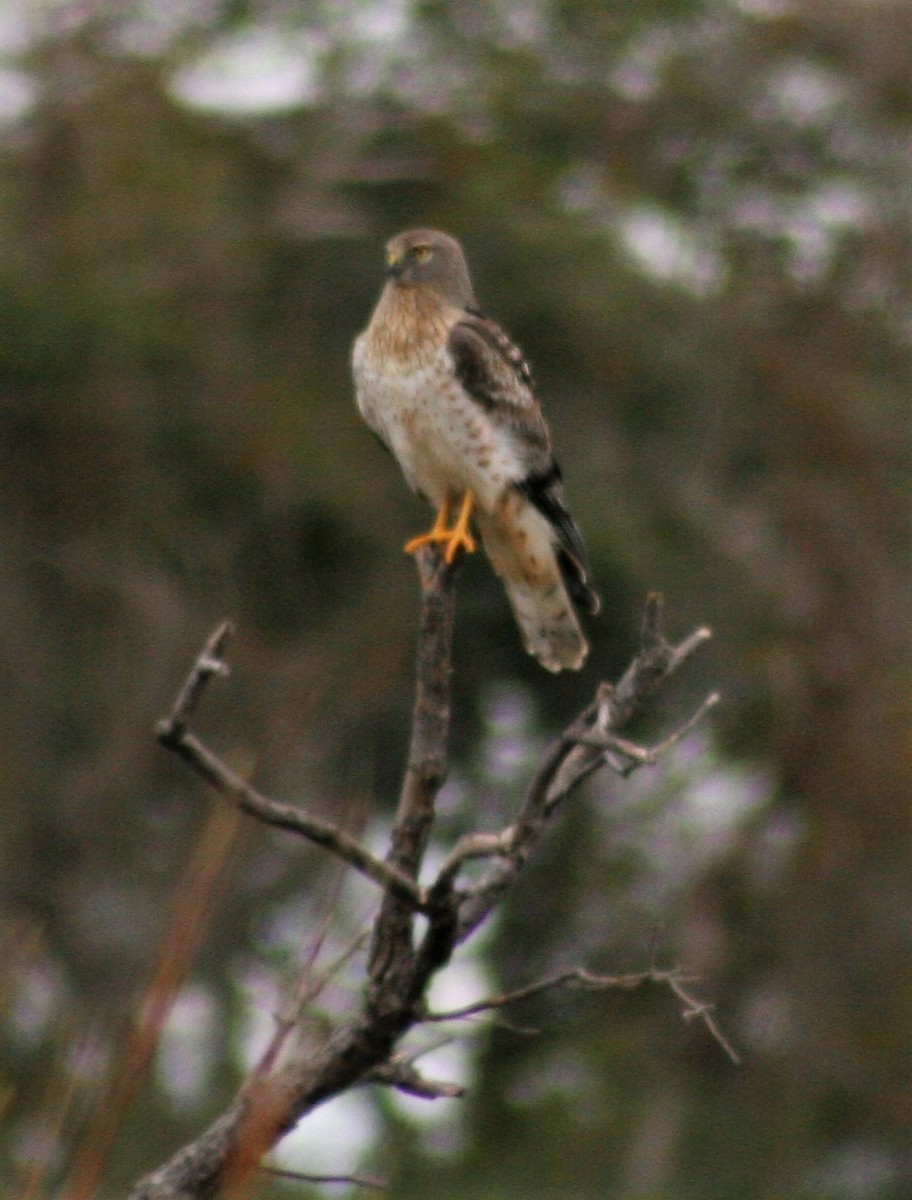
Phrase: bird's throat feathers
[{"left": 365, "top": 281, "right": 457, "bottom": 367}]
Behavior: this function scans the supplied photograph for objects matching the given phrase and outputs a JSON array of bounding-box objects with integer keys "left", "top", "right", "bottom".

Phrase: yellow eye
[{"left": 411, "top": 245, "right": 432, "bottom": 262}]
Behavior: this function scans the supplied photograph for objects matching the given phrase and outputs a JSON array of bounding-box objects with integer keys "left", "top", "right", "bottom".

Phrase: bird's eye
[{"left": 411, "top": 245, "right": 432, "bottom": 262}]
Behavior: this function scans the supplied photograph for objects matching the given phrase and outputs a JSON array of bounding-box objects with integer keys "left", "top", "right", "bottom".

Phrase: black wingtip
[
  {"left": 557, "top": 546, "right": 601, "bottom": 615},
  {"left": 518, "top": 467, "right": 599, "bottom": 618}
]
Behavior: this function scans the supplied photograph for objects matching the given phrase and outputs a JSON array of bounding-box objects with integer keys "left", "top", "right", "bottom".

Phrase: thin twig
[
  {"left": 665, "top": 973, "right": 742, "bottom": 1065},
  {"left": 260, "top": 1165, "right": 387, "bottom": 1190},
  {"left": 453, "top": 597, "right": 717, "bottom": 940},
  {"left": 156, "top": 620, "right": 234, "bottom": 739},
  {"left": 367, "top": 1057, "right": 465, "bottom": 1100},
  {"left": 63, "top": 806, "right": 241, "bottom": 1200},
  {"left": 256, "top": 926, "right": 371, "bottom": 1080},
  {"left": 436, "top": 827, "right": 518, "bottom": 885},
  {"left": 156, "top": 627, "right": 429, "bottom": 913},
  {"left": 425, "top": 964, "right": 740, "bottom": 1064},
  {"left": 581, "top": 690, "right": 721, "bottom": 776}
]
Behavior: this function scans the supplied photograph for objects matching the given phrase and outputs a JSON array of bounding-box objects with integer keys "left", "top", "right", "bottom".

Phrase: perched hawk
[{"left": 352, "top": 228, "right": 600, "bottom": 672}]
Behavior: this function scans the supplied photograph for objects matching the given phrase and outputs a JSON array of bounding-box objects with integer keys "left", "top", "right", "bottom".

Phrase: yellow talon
[{"left": 404, "top": 492, "right": 477, "bottom": 563}]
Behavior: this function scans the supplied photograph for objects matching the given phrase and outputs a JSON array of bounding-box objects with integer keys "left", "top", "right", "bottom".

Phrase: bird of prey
[{"left": 352, "top": 228, "right": 599, "bottom": 672}]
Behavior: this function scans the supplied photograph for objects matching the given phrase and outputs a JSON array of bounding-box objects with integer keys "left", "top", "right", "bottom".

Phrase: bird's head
[{"left": 384, "top": 229, "right": 476, "bottom": 308}]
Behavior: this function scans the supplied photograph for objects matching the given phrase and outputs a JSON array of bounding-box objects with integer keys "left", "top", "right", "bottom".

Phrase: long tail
[
  {"left": 516, "top": 463, "right": 600, "bottom": 617},
  {"left": 476, "top": 488, "right": 597, "bottom": 673}
]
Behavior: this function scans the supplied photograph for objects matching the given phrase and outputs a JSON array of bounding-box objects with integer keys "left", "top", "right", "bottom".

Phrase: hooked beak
[{"left": 386, "top": 249, "right": 404, "bottom": 279}]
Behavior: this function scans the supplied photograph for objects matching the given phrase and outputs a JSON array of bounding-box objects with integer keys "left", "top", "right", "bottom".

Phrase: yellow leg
[{"left": 404, "top": 492, "right": 477, "bottom": 563}]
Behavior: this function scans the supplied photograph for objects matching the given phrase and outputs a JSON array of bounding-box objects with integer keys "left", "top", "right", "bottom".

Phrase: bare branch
[
  {"left": 426, "top": 963, "right": 740, "bottom": 1064},
  {"left": 546, "top": 595, "right": 715, "bottom": 799},
  {"left": 425, "top": 968, "right": 591, "bottom": 1021},
  {"left": 156, "top": 627, "right": 429, "bottom": 913},
  {"left": 436, "top": 827, "right": 518, "bottom": 885},
  {"left": 261, "top": 1164, "right": 387, "bottom": 1190},
  {"left": 260, "top": 1165, "right": 387, "bottom": 1190},
  {"left": 665, "top": 973, "right": 742, "bottom": 1065},
  {"left": 367, "top": 1056, "right": 465, "bottom": 1100},
  {"left": 131, "top": 580, "right": 722, "bottom": 1199},
  {"left": 579, "top": 690, "right": 721, "bottom": 777},
  {"left": 367, "top": 546, "right": 459, "bottom": 987},
  {"left": 453, "top": 595, "right": 716, "bottom": 941},
  {"left": 424, "top": 966, "right": 664, "bottom": 1021},
  {"left": 156, "top": 620, "right": 234, "bottom": 739},
  {"left": 131, "top": 551, "right": 465, "bottom": 1200}
]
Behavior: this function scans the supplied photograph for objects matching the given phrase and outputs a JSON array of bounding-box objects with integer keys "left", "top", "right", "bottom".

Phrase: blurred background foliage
[{"left": 0, "top": 0, "right": 909, "bottom": 1197}]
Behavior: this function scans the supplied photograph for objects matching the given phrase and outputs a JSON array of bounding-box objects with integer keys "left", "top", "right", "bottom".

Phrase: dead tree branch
[
  {"left": 425, "top": 963, "right": 741, "bottom": 1065},
  {"left": 453, "top": 592, "right": 717, "bottom": 942},
  {"left": 129, "top": 570, "right": 721, "bottom": 1199},
  {"left": 156, "top": 625, "right": 428, "bottom": 913},
  {"left": 366, "top": 1055, "right": 467, "bottom": 1100},
  {"left": 259, "top": 1165, "right": 387, "bottom": 1190}
]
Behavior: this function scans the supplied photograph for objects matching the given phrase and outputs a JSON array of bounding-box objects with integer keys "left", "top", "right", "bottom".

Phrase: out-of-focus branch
[{"left": 63, "top": 807, "right": 241, "bottom": 1200}]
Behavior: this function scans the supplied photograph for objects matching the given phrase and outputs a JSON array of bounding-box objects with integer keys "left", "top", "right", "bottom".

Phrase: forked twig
[
  {"left": 580, "top": 689, "right": 721, "bottom": 776},
  {"left": 452, "top": 594, "right": 718, "bottom": 941},
  {"left": 132, "top": 581, "right": 725, "bottom": 1200},
  {"left": 156, "top": 624, "right": 429, "bottom": 913},
  {"left": 426, "top": 963, "right": 740, "bottom": 1064}
]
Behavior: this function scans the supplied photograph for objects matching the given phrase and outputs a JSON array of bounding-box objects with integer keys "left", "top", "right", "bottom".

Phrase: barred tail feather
[
  {"left": 476, "top": 496, "right": 591, "bottom": 673},
  {"left": 502, "top": 574, "right": 589, "bottom": 672}
]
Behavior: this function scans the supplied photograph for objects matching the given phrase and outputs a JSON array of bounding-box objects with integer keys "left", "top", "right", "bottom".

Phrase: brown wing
[
  {"left": 448, "top": 311, "right": 599, "bottom": 617},
  {"left": 447, "top": 311, "right": 551, "bottom": 468}
]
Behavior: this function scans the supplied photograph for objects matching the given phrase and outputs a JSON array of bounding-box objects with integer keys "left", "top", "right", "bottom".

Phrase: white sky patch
[
  {"left": 169, "top": 25, "right": 326, "bottom": 116},
  {"left": 598, "top": 731, "right": 774, "bottom": 917},
  {"left": 809, "top": 179, "right": 871, "bottom": 231},
  {"left": 232, "top": 961, "right": 284, "bottom": 1072},
  {"left": 732, "top": 179, "right": 870, "bottom": 282},
  {"left": 0, "top": 0, "right": 32, "bottom": 54},
  {"left": 680, "top": 760, "right": 769, "bottom": 849},
  {"left": 763, "top": 59, "right": 847, "bottom": 127},
  {"left": 9, "top": 959, "right": 65, "bottom": 1047},
  {"left": 273, "top": 1089, "right": 380, "bottom": 1179},
  {"left": 609, "top": 25, "right": 677, "bottom": 101},
  {"left": 618, "top": 206, "right": 724, "bottom": 295},
  {"left": 426, "top": 950, "right": 492, "bottom": 1017},
  {"left": 331, "top": 0, "right": 412, "bottom": 45},
  {"left": 732, "top": 0, "right": 795, "bottom": 17},
  {"left": 156, "top": 982, "right": 220, "bottom": 1109},
  {"left": 0, "top": 65, "right": 38, "bottom": 125}
]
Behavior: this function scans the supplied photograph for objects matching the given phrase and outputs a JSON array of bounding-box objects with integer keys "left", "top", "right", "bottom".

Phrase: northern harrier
[{"left": 352, "top": 228, "right": 599, "bottom": 672}]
